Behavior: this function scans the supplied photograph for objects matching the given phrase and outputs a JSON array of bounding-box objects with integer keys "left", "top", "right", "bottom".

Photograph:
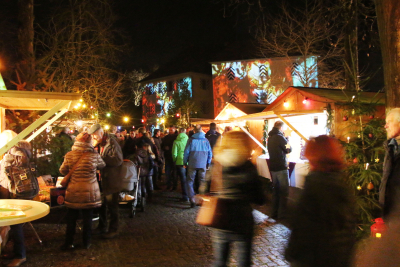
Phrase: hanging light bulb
[{"left": 284, "top": 101, "right": 289, "bottom": 107}]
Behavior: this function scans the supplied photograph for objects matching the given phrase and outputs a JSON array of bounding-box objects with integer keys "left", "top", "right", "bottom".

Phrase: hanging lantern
[{"left": 370, "top": 218, "right": 387, "bottom": 238}]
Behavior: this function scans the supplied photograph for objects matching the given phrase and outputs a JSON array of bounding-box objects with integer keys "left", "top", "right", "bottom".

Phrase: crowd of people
[{"left": 2, "top": 109, "right": 400, "bottom": 266}]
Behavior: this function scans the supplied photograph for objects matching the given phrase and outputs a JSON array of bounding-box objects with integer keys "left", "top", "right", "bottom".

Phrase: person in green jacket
[{"left": 172, "top": 128, "right": 189, "bottom": 201}]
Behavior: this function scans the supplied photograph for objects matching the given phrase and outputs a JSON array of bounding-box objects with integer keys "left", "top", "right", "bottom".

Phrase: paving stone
[{"left": 2, "top": 190, "right": 292, "bottom": 266}]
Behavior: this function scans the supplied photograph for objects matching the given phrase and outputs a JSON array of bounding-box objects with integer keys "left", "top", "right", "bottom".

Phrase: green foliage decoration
[
  {"left": 32, "top": 128, "right": 73, "bottom": 177},
  {"left": 338, "top": 97, "right": 386, "bottom": 238}
]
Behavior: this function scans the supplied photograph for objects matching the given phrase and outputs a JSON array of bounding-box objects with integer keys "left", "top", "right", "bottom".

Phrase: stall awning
[
  {"left": 195, "top": 109, "right": 324, "bottom": 124},
  {"left": 0, "top": 91, "right": 82, "bottom": 155}
]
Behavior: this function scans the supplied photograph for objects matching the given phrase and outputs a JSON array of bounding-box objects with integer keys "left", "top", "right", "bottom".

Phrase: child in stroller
[{"left": 129, "top": 139, "right": 155, "bottom": 211}]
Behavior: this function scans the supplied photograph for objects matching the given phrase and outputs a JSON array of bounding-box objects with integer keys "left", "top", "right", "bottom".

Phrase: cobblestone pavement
[{"left": 1, "top": 190, "right": 290, "bottom": 267}]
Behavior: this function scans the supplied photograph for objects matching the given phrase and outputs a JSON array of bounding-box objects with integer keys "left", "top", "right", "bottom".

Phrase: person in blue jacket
[{"left": 184, "top": 125, "right": 212, "bottom": 208}]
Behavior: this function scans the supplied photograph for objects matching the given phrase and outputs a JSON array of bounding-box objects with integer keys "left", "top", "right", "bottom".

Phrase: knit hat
[
  {"left": 75, "top": 132, "right": 92, "bottom": 143},
  {"left": 88, "top": 123, "right": 102, "bottom": 134}
]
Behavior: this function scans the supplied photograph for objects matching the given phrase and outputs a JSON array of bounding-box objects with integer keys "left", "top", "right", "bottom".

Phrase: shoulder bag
[
  {"left": 60, "top": 153, "right": 87, "bottom": 187},
  {"left": 196, "top": 161, "right": 231, "bottom": 229}
]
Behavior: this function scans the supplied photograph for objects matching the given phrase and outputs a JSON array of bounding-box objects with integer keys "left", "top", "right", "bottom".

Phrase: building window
[
  {"left": 291, "top": 62, "right": 300, "bottom": 76},
  {"left": 259, "top": 64, "right": 267, "bottom": 78},
  {"left": 227, "top": 67, "right": 235, "bottom": 80},
  {"left": 200, "top": 101, "right": 210, "bottom": 114},
  {"left": 206, "top": 79, "right": 212, "bottom": 91},
  {"left": 156, "top": 104, "right": 162, "bottom": 113},
  {"left": 167, "top": 81, "right": 173, "bottom": 92},
  {"left": 200, "top": 79, "right": 207, "bottom": 90}
]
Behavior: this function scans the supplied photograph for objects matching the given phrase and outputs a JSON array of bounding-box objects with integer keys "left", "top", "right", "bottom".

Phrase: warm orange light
[
  {"left": 376, "top": 233, "right": 381, "bottom": 238},
  {"left": 284, "top": 101, "right": 289, "bottom": 107}
]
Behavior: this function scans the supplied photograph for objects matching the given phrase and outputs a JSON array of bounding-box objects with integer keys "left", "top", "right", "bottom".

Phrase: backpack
[{"left": 5, "top": 149, "right": 39, "bottom": 200}]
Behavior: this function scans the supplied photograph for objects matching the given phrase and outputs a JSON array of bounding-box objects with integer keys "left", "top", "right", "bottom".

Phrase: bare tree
[
  {"left": 374, "top": 0, "right": 400, "bottom": 109},
  {"left": 126, "top": 70, "right": 149, "bottom": 106},
  {"left": 35, "top": 0, "right": 128, "bottom": 116},
  {"left": 256, "top": 0, "right": 345, "bottom": 88}
]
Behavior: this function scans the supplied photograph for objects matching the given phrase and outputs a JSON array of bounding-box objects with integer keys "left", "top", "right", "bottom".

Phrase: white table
[
  {"left": 0, "top": 199, "right": 49, "bottom": 227},
  {"left": 256, "top": 155, "right": 309, "bottom": 189}
]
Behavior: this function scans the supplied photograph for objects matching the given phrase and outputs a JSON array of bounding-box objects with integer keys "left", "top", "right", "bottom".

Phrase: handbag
[
  {"left": 5, "top": 149, "right": 39, "bottom": 200},
  {"left": 196, "top": 161, "right": 231, "bottom": 229},
  {"left": 196, "top": 195, "right": 232, "bottom": 229},
  {"left": 60, "top": 153, "right": 87, "bottom": 187}
]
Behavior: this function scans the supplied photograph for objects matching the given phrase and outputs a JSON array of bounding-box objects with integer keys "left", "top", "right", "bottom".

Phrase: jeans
[
  {"left": 212, "top": 229, "right": 253, "bottom": 267},
  {"left": 176, "top": 165, "right": 188, "bottom": 200},
  {"left": 165, "top": 161, "right": 177, "bottom": 189},
  {"left": 65, "top": 208, "right": 93, "bottom": 246},
  {"left": 186, "top": 167, "right": 206, "bottom": 201},
  {"left": 10, "top": 224, "right": 25, "bottom": 259},
  {"left": 271, "top": 169, "right": 289, "bottom": 219},
  {"left": 98, "top": 192, "right": 119, "bottom": 233}
]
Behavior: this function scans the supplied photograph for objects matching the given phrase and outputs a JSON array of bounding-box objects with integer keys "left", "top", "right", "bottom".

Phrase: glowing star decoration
[
  {"left": 357, "top": 185, "right": 362, "bottom": 190},
  {"left": 375, "top": 158, "right": 380, "bottom": 163}
]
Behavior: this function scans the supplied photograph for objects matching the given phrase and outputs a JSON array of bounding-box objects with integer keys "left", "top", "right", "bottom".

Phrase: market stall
[{"left": 196, "top": 86, "right": 385, "bottom": 188}]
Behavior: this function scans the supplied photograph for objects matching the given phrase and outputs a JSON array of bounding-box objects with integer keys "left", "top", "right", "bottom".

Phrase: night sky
[
  {"left": 0, "top": 0, "right": 383, "bottom": 121},
  {"left": 112, "top": 0, "right": 253, "bottom": 71}
]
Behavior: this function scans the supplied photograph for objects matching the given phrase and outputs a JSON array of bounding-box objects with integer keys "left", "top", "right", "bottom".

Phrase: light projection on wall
[
  {"left": 212, "top": 56, "right": 318, "bottom": 116},
  {"left": 142, "top": 77, "right": 192, "bottom": 120}
]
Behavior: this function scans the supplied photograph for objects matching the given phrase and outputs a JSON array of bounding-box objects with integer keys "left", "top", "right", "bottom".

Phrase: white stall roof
[{"left": 0, "top": 91, "right": 81, "bottom": 110}]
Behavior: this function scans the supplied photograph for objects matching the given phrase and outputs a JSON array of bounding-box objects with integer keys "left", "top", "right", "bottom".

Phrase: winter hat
[
  {"left": 213, "top": 130, "right": 252, "bottom": 167},
  {"left": 75, "top": 132, "right": 92, "bottom": 143},
  {"left": 88, "top": 123, "right": 102, "bottom": 134},
  {"left": 305, "top": 135, "right": 345, "bottom": 172}
]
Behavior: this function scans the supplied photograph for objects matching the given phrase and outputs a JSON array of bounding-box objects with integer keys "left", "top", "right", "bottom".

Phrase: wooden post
[{"left": 275, "top": 114, "right": 308, "bottom": 142}]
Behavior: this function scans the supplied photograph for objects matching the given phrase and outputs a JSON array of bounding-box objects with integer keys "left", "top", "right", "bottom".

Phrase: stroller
[{"left": 118, "top": 160, "right": 140, "bottom": 217}]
